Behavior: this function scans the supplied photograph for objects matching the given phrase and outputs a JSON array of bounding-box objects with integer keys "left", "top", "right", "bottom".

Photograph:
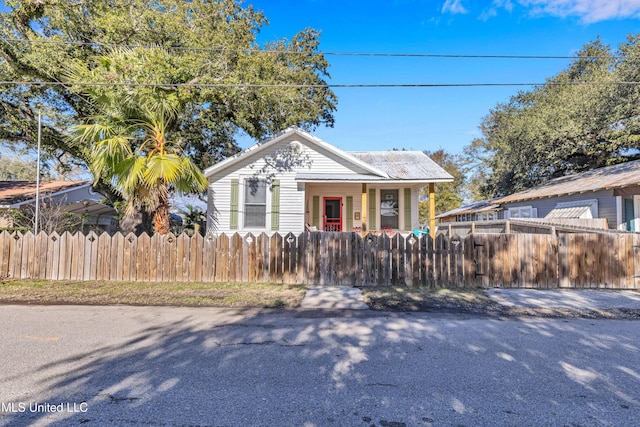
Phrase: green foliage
[
  {"left": 465, "top": 37, "right": 640, "bottom": 197},
  {"left": 0, "top": 154, "right": 51, "bottom": 181},
  {"left": 69, "top": 51, "right": 209, "bottom": 234},
  {"left": 179, "top": 204, "right": 205, "bottom": 235},
  {"left": 419, "top": 149, "right": 466, "bottom": 223},
  {"left": 180, "top": 205, "right": 205, "bottom": 226},
  {"left": 0, "top": 0, "right": 336, "bottom": 192}
]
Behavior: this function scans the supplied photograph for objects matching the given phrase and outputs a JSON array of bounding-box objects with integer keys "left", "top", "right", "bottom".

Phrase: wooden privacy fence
[{"left": 1, "top": 230, "right": 639, "bottom": 288}]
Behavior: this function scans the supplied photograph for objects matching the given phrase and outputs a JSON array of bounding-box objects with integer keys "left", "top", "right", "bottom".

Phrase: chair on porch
[{"left": 413, "top": 226, "right": 430, "bottom": 237}]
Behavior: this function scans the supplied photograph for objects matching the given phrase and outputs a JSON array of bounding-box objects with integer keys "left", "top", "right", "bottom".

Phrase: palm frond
[
  {"left": 173, "top": 157, "right": 208, "bottom": 194},
  {"left": 144, "top": 153, "right": 183, "bottom": 185},
  {"left": 115, "top": 156, "right": 147, "bottom": 196}
]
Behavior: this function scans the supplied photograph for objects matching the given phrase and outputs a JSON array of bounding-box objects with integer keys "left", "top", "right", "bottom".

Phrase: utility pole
[{"left": 34, "top": 111, "right": 42, "bottom": 234}]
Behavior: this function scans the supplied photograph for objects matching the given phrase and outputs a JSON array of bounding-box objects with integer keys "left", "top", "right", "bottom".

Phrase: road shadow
[{"left": 1, "top": 306, "right": 639, "bottom": 426}]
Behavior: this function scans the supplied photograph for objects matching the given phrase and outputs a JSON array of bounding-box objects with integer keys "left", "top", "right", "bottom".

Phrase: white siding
[
  {"left": 207, "top": 135, "right": 371, "bottom": 234},
  {"left": 206, "top": 133, "right": 426, "bottom": 234}
]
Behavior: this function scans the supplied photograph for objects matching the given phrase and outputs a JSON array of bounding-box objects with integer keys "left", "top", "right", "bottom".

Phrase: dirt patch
[{"left": 361, "top": 287, "right": 640, "bottom": 319}]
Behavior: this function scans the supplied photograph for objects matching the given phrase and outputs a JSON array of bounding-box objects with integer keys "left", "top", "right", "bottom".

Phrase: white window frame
[
  {"left": 476, "top": 211, "right": 498, "bottom": 221},
  {"left": 456, "top": 213, "right": 474, "bottom": 222},
  {"left": 243, "top": 178, "right": 268, "bottom": 229},
  {"left": 506, "top": 206, "right": 537, "bottom": 219}
]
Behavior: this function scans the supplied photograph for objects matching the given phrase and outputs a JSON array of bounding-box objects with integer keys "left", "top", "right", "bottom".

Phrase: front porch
[{"left": 303, "top": 182, "right": 436, "bottom": 235}]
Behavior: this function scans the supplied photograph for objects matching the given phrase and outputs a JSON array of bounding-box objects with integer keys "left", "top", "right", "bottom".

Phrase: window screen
[{"left": 245, "top": 179, "right": 266, "bottom": 227}]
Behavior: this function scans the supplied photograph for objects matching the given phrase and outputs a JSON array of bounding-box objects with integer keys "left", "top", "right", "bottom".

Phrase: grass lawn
[
  {"left": 0, "top": 279, "right": 498, "bottom": 312},
  {"left": 3, "top": 281, "right": 637, "bottom": 318},
  {"left": 0, "top": 279, "right": 306, "bottom": 308}
]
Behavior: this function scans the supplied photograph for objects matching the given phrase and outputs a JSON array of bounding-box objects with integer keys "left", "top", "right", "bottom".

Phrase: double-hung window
[{"left": 244, "top": 179, "right": 267, "bottom": 228}]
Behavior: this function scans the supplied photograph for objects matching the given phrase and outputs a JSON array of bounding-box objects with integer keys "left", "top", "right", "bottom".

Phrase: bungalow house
[
  {"left": 0, "top": 180, "right": 117, "bottom": 231},
  {"left": 437, "top": 159, "right": 640, "bottom": 231},
  {"left": 204, "top": 127, "right": 453, "bottom": 235}
]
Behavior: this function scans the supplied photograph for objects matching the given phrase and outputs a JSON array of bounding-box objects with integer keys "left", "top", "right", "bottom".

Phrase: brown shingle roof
[
  {"left": 498, "top": 160, "right": 640, "bottom": 203},
  {"left": 0, "top": 181, "right": 90, "bottom": 205}
]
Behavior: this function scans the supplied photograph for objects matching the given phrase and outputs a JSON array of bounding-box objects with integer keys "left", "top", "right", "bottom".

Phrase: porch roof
[{"left": 295, "top": 173, "right": 384, "bottom": 182}]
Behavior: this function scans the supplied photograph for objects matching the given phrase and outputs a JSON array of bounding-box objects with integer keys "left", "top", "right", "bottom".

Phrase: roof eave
[{"left": 296, "top": 177, "right": 454, "bottom": 184}]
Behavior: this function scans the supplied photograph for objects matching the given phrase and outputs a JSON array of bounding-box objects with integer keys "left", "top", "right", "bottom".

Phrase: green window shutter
[
  {"left": 404, "top": 188, "right": 412, "bottom": 231},
  {"left": 230, "top": 179, "right": 239, "bottom": 230},
  {"left": 346, "top": 196, "right": 353, "bottom": 231},
  {"left": 368, "top": 189, "right": 376, "bottom": 230},
  {"left": 271, "top": 180, "right": 280, "bottom": 231},
  {"left": 312, "top": 196, "right": 320, "bottom": 229}
]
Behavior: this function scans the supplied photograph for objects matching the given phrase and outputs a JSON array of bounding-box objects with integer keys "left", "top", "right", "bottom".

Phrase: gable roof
[
  {"left": 0, "top": 180, "right": 91, "bottom": 206},
  {"left": 204, "top": 127, "right": 453, "bottom": 183},
  {"left": 498, "top": 160, "right": 640, "bottom": 204},
  {"left": 204, "top": 127, "right": 388, "bottom": 179}
]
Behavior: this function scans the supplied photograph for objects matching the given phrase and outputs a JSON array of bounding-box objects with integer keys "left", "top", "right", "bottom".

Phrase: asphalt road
[{"left": 1, "top": 305, "right": 639, "bottom": 427}]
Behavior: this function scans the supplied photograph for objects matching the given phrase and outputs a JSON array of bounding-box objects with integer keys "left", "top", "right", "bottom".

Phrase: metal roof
[
  {"left": 61, "top": 200, "right": 117, "bottom": 217},
  {"left": 349, "top": 151, "right": 453, "bottom": 181},
  {"left": 498, "top": 160, "right": 640, "bottom": 203},
  {"left": 204, "top": 128, "right": 453, "bottom": 183},
  {"left": 205, "top": 127, "right": 389, "bottom": 179},
  {"left": 545, "top": 205, "right": 591, "bottom": 219},
  {"left": 436, "top": 199, "right": 501, "bottom": 218}
]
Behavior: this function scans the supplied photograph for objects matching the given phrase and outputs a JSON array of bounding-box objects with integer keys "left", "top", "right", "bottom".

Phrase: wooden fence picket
[
  {"left": 272, "top": 233, "right": 284, "bottom": 283},
  {"left": 215, "top": 233, "right": 229, "bottom": 282},
  {"left": 0, "top": 231, "right": 10, "bottom": 278},
  {"left": 2, "top": 230, "right": 639, "bottom": 289},
  {"left": 633, "top": 234, "right": 640, "bottom": 289}
]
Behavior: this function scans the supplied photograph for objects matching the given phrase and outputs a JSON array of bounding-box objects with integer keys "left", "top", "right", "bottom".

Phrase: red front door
[{"left": 323, "top": 197, "right": 342, "bottom": 231}]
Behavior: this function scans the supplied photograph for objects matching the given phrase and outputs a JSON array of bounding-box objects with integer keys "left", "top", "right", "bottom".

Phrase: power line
[
  {"left": 0, "top": 81, "right": 638, "bottom": 88},
  {"left": 2, "top": 37, "right": 633, "bottom": 60}
]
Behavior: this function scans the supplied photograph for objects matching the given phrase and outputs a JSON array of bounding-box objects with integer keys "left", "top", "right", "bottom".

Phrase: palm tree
[
  {"left": 180, "top": 204, "right": 206, "bottom": 235},
  {"left": 74, "top": 96, "right": 208, "bottom": 234}
]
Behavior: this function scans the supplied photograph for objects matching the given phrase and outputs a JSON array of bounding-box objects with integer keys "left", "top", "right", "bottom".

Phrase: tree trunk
[{"left": 154, "top": 196, "right": 171, "bottom": 235}]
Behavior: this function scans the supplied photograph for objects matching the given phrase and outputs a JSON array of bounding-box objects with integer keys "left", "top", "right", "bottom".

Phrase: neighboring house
[
  {"left": 204, "top": 127, "right": 453, "bottom": 234},
  {"left": 438, "top": 159, "right": 640, "bottom": 231},
  {"left": 0, "top": 180, "right": 117, "bottom": 231},
  {"left": 437, "top": 199, "right": 501, "bottom": 224}
]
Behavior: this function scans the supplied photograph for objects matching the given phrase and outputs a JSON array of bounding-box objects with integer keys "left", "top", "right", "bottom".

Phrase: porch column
[
  {"left": 361, "top": 183, "right": 367, "bottom": 231},
  {"left": 429, "top": 183, "right": 436, "bottom": 238}
]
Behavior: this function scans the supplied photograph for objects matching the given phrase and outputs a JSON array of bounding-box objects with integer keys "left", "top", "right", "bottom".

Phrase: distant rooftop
[
  {"left": 0, "top": 181, "right": 90, "bottom": 205},
  {"left": 498, "top": 159, "right": 640, "bottom": 203}
]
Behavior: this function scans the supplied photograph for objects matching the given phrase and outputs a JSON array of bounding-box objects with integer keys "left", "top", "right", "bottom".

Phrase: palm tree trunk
[{"left": 154, "top": 193, "right": 171, "bottom": 235}]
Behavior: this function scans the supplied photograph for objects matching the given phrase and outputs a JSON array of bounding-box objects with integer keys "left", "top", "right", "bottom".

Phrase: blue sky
[{"left": 241, "top": 0, "right": 640, "bottom": 154}]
